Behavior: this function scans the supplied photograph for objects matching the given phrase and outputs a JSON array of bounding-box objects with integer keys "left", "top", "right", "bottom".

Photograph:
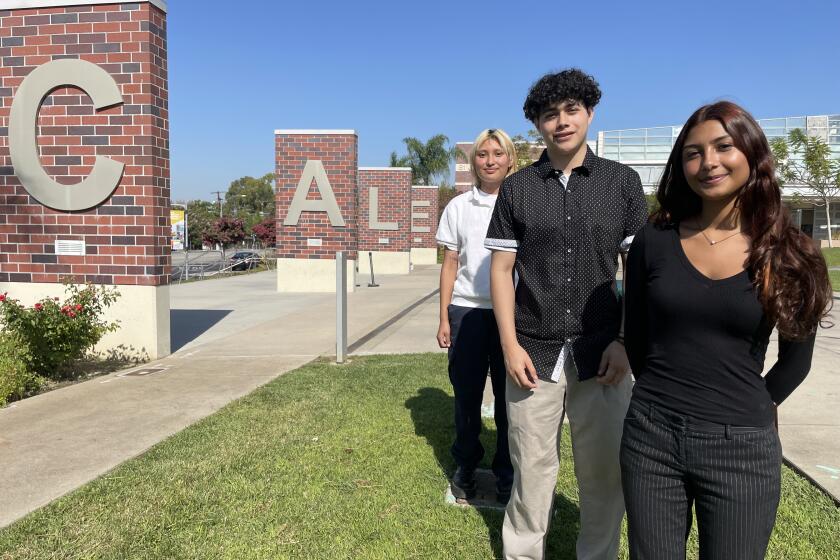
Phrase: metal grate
[{"left": 54, "top": 240, "right": 85, "bottom": 256}]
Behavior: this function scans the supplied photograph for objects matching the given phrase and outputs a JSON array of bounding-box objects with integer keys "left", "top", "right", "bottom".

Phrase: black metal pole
[{"left": 367, "top": 251, "right": 379, "bottom": 287}]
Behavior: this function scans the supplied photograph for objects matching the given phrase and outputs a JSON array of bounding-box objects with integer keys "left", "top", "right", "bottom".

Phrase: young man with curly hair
[{"left": 485, "top": 69, "right": 648, "bottom": 560}]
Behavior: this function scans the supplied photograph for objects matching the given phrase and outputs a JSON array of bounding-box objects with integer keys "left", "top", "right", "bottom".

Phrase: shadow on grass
[{"left": 405, "top": 387, "right": 580, "bottom": 559}]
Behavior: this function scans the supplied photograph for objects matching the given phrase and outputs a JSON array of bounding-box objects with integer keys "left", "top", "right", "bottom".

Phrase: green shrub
[
  {"left": 0, "top": 283, "right": 120, "bottom": 379},
  {"left": 0, "top": 333, "right": 42, "bottom": 406}
]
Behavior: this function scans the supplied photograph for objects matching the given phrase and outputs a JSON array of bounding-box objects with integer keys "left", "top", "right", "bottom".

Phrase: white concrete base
[
  {"left": 276, "top": 258, "right": 356, "bottom": 293},
  {"left": 357, "top": 251, "right": 410, "bottom": 275},
  {"left": 410, "top": 247, "right": 438, "bottom": 266},
  {"left": 0, "top": 282, "right": 170, "bottom": 360}
]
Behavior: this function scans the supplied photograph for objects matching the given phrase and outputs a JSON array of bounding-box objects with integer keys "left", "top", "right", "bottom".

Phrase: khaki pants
[{"left": 502, "top": 358, "right": 632, "bottom": 560}]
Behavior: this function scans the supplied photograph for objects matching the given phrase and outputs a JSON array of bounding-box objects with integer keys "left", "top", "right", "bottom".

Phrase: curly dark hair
[
  {"left": 652, "top": 101, "right": 833, "bottom": 340},
  {"left": 523, "top": 68, "right": 602, "bottom": 123}
]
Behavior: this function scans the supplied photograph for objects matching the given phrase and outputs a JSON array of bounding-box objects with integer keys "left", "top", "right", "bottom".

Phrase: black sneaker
[
  {"left": 496, "top": 476, "right": 513, "bottom": 505},
  {"left": 451, "top": 467, "right": 477, "bottom": 500}
]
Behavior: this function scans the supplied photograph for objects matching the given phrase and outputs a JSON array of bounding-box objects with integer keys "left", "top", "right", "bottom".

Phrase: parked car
[{"left": 229, "top": 251, "right": 260, "bottom": 271}]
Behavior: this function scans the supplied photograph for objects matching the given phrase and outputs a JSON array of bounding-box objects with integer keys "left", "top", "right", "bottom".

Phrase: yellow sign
[{"left": 171, "top": 209, "right": 185, "bottom": 250}]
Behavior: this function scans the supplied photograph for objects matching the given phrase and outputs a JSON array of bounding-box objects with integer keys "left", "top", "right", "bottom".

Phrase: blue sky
[{"left": 168, "top": 0, "right": 840, "bottom": 200}]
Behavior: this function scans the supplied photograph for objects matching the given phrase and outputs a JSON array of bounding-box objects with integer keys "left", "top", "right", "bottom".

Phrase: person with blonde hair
[{"left": 435, "top": 128, "right": 517, "bottom": 503}]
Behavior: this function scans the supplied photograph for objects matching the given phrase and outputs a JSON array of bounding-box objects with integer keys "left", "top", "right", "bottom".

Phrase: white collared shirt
[{"left": 436, "top": 186, "right": 498, "bottom": 309}]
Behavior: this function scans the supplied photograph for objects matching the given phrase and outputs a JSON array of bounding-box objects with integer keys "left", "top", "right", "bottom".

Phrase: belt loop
[{"left": 725, "top": 424, "right": 731, "bottom": 440}]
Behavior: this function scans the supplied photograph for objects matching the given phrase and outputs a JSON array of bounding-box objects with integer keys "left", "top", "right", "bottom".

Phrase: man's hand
[
  {"left": 597, "top": 341, "right": 630, "bottom": 385},
  {"left": 503, "top": 343, "right": 538, "bottom": 389},
  {"left": 436, "top": 320, "right": 451, "bottom": 348}
]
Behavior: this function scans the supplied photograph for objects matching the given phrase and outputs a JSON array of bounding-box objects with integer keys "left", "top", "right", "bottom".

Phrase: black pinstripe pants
[{"left": 620, "top": 398, "right": 781, "bottom": 560}]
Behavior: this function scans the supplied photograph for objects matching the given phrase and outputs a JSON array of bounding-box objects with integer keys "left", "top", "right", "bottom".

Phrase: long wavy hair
[{"left": 652, "top": 101, "right": 832, "bottom": 339}]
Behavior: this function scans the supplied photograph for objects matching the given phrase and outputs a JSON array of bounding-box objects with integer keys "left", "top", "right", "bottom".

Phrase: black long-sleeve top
[{"left": 624, "top": 222, "right": 815, "bottom": 426}]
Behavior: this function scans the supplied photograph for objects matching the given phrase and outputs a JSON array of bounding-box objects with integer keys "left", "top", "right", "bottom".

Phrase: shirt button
[
  {"left": 567, "top": 248, "right": 572, "bottom": 253},
  {"left": 566, "top": 309, "right": 571, "bottom": 314},
  {"left": 566, "top": 216, "right": 571, "bottom": 220},
  {"left": 567, "top": 278, "right": 571, "bottom": 282}
]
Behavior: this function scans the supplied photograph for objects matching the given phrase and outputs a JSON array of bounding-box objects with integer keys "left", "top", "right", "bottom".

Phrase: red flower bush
[{"left": 0, "top": 282, "right": 120, "bottom": 378}]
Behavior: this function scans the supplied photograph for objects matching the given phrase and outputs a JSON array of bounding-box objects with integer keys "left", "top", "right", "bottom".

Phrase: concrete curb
[{"left": 783, "top": 456, "right": 840, "bottom": 508}]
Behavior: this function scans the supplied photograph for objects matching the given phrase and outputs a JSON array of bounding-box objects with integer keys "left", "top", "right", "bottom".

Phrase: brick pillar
[
  {"left": 409, "top": 185, "right": 439, "bottom": 266},
  {"left": 455, "top": 141, "right": 473, "bottom": 193},
  {"left": 357, "top": 167, "right": 411, "bottom": 275},
  {"left": 275, "top": 130, "right": 357, "bottom": 292},
  {"left": 0, "top": 0, "right": 170, "bottom": 359}
]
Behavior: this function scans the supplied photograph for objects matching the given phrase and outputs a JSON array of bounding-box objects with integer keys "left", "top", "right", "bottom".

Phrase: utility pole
[{"left": 211, "top": 191, "right": 224, "bottom": 218}]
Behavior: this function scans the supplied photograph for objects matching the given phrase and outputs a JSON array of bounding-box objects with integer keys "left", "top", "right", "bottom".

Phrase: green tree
[
  {"left": 389, "top": 152, "right": 411, "bottom": 168},
  {"left": 392, "top": 134, "right": 459, "bottom": 186},
  {"left": 182, "top": 200, "right": 217, "bottom": 250},
  {"left": 437, "top": 179, "right": 458, "bottom": 221},
  {"left": 771, "top": 129, "right": 840, "bottom": 247},
  {"left": 225, "top": 173, "right": 276, "bottom": 230},
  {"left": 510, "top": 129, "right": 544, "bottom": 170}
]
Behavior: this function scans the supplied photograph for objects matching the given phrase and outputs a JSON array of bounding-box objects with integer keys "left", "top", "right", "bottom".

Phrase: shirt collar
[
  {"left": 535, "top": 146, "right": 596, "bottom": 180},
  {"left": 470, "top": 185, "right": 497, "bottom": 206}
]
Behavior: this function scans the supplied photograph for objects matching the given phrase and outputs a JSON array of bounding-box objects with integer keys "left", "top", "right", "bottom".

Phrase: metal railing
[{"left": 171, "top": 250, "right": 274, "bottom": 283}]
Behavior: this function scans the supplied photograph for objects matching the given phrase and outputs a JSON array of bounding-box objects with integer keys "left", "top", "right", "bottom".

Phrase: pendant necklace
[{"left": 695, "top": 219, "right": 742, "bottom": 246}]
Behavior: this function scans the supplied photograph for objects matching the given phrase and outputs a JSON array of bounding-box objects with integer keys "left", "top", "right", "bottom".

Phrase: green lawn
[
  {"left": 820, "top": 249, "right": 839, "bottom": 291},
  {"left": 822, "top": 247, "right": 840, "bottom": 268},
  {"left": 1, "top": 354, "right": 838, "bottom": 559}
]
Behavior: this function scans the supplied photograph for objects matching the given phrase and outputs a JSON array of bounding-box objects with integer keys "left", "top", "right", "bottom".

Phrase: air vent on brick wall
[{"left": 54, "top": 240, "right": 85, "bottom": 256}]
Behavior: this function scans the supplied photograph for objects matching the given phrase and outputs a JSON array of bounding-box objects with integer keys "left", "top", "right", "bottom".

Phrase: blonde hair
[{"left": 469, "top": 128, "right": 517, "bottom": 186}]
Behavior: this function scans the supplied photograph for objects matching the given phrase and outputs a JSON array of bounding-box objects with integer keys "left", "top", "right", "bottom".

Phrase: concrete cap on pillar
[
  {"left": 275, "top": 130, "right": 357, "bottom": 135},
  {"left": 2, "top": 0, "right": 167, "bottom": 11}
]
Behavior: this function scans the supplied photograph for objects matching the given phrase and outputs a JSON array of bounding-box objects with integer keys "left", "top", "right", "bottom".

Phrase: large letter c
[{"left": 9, "top": 59, "right": 125, "bottom": 211}]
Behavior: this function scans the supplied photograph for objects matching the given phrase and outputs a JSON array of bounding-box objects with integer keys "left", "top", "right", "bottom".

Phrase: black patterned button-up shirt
[{"left": 485, "top": 147, "right": 648, "bottom": 382}]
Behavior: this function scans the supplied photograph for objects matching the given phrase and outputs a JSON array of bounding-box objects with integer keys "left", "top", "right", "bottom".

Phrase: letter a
[{"left": 283, "top": 160, "right": 345, "bottom": 226}]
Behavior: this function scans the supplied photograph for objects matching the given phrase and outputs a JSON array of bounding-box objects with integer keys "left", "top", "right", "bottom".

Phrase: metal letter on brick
[
  {"left": 283, "top": 160, "right": 346, "bottom": 226},
  {"left": 9, "top": 59, "right": 125, "bottom": 211},
  {"left": 368, "top": 187, "right": 398, "bottom": 230},
  {"left": 411, "top": 200, "right": 431, "bottom": 233}
]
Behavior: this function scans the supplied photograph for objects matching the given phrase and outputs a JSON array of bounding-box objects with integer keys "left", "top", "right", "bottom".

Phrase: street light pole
[{"left": 211, "top": 190, "right": 224, "bottom": 218}]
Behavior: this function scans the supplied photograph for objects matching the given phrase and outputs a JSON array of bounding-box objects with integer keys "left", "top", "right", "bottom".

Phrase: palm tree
[
  {"left": 393, "top": 134, "right": 459, "bottom": 186},
  {"left": 389, "top": 151, "right": 411, "bottom": 168}
]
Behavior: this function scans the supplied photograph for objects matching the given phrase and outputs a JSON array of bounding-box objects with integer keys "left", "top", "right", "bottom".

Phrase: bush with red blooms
[
  {"left": 0, "top": 282, "right": 120, "bottom": 378},
  {"left": 251, "top": 218, "right": 276, "bottom": 248}
]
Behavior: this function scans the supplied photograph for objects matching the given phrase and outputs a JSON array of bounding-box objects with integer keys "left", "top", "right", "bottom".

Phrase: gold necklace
[{"left": 694, "top": 219, "right": 743, "bottom": 246}]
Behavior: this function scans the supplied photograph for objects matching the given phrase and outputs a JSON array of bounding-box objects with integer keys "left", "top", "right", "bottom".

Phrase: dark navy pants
[
  {"left": 447, "top": 304, "right": 512, "bottom": 483},
  {"left": 620, "top": 398, "right": 782, "bottom": 560}
]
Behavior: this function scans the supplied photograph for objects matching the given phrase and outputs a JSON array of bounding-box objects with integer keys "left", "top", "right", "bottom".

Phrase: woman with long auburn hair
[{"left": 621, "top": 101, "right": 832, "bottom": 559}]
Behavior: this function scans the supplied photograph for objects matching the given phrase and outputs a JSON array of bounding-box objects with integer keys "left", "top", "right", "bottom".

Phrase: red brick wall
[
  {"left": 357, "top": 168, "right": 410, "bottom": 252},
  {"left": 0, "top": 2, "right": 169, "bottom": 286},
  {"left": 275, "top": 132, "right": 358, "bottom": 260},
  {"left": 410, "top": 186, "right": 438, "bottom": 249}
]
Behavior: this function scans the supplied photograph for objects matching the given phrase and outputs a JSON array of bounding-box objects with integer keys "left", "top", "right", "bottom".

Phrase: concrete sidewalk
[{"left": 0, "top": 266, "right": 441, "bottom": 528}]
